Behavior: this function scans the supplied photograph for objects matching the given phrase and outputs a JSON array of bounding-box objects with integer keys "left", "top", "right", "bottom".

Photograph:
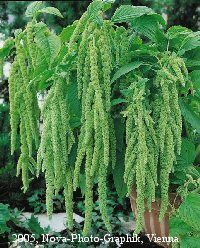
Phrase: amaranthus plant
[{"left": 1, "top": 0, "right": 200, "bottom": 236}]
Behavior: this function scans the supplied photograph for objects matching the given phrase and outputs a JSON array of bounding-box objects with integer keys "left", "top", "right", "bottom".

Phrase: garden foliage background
[{"left": 0, "top": 1, "right": 199, "bottom": 247}]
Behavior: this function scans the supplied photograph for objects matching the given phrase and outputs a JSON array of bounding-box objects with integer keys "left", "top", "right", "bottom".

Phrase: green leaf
[
  {"left": 111, "top": 61, "right": 143, "bottom": 83},
  {"left": 25, "top": 1, "right": 44, "bottom": 18},
  {"left": 170, "top": 215, "right": 193, "bottom": 237},
  {"left": 167, "top": 26, "right": 192, "bottom": 40},
  {"left": 167, "top": 26, "right": 192, "bottom": 52},
  {"left": 88, "top": 0, "right": 103, "bottom": 18},
  {"left": 172, "top": 169, "right": 193, "bottom": 184},
  {"left": 79, "top": 174, "right": 86, "bottom": 196},
  {"left": 131, "top": 14, "right": 166, "bottom": 43},
  {"left": 34, "top": 24, "right": 61, "bottom": 64},
  {"left": 180, "top": 236, "right": 200, "bottom": 248},
  {"left": 0, "top": 204, "right": 10, "bottom": 223},
  {"left": 187, "top": 166, "right": 200, "bottom": 180},
  {"left": 151, "top": 13, "right": 166, "bottom": 27},
  {"left": 109, "top": 117, "right": 126, "bottom": 196},
  {"left": 111, "top": 98, "right": 127, "bottom": 107},
  {"left": 167, "top": 26, "right": 192, "bottom": 46},
  {"left": 26, "top": 214, "right": 44, "bottom": 236},
  {"left": 60, "top": 24, "right": 76, "bottom": 43},
  {"left": 0, "top": 204, "right": 11, "bottom": 234},
  {"left": 87, "top": 0, "right": 103, "bottom": 25},
  {"left": 112, "top": 151, "right": 127, "bottom": 198},
  {"left": 176, "top": 139, "right": 196, "bottom": 169},
  {"left": 184, "top": 47, "right": 200, "bottom": 70},
  {"left": 179, "top": 193, "right": 200, "bottom": 232},
  {"left": 179, "top": 99, "right": 200, "bottom": 133},
  {"left": 178, "top": 31, "right": 200, "bottom": 56},
  {"left": 34, "top": 54, "right": 49, "bottom": 77},
  {"left": 37, "top": 69, "right": 54, "bottom": 91},
  {"left": 0, "top": 38, "right": 14, "bottom": 59},
  {"left": 38, "top": 7, "right": 63, "bottom": 18},
  {"left": 103, "top": 3, "right": 112, "bottom": 12},
  {"left": 112, "top": 5, "right": 154, "bottom": 23},
  {"left": 190, "top": 70, "right": 200, "bottom": 95},
  {"left": 69, "top": 138, "right": 78, "bottom": 168},
  {"left": 68, "top": 82, "right": 81, "bottom": 129},
  {"left": 114, "top": 117, "right": 125, "bottom": 153}
]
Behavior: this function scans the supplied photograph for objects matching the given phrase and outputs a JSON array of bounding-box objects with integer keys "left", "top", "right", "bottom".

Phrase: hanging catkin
[
  {"left": 26, "top": 22, "right": 37, "bottom": 69},
  {"left": 77, "top": 22, "right": 95, "bottom": 98},
  {"left": 61, "top": 11, "right": 89, "bottom": 69},
  {"left": 114, "top": 26, "right": 130, "bottom": 68},
  {"left": 154, "top": 53, "right": 188, "bottom": 221},
  {"left": 9, "top": 59, "right": 19, "bottom": 155},
  {"left": 83, "top": 143, "right": 94, "bottom": 236},
  {"left": 37, "top": 75, "right": 75, "bottom": 229},
  {"left": 9, "top": 30, "right": 40, "bottom": 191},
  {"left": 64, "top": 167, "right": 74, "bottom": 230},
  {"left": 124, "top": 53, "right": 187, "bottom": 233},
  {"left": 124, "top": 79, "right": 158, "bottom": 233},
  {"left": 97, "top": 25, "right": 117, "bottom": 170},
  {"left": 90, "top": 36, "right": 112, "bottom": 232},
  {"left": 73, "top": 20, "right": 117, "bottom": 233},
  {"left": 44, "top": 143, "right": 54, "bottom": 217}
]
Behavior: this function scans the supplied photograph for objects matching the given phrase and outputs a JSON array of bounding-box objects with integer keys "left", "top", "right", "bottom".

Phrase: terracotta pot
[{"left": 130, "top": 188, "right": 181, "bottom": 248}]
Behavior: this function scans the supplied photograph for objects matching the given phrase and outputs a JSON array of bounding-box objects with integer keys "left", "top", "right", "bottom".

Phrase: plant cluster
[
  {"left": 170, "top": 139, "right": 200, "bottom": 248},
  {"left": 0, "top": 203, "right": 51, "bottom": 246},
  {"left": 0, "top": 186, "right": 136, "bottom": 248},
  {"left": 1, "top": 0, "right": 200, "bottom": 238},
  {"left": 170, "top": 185, "right": 200, "bottom": 248}
]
